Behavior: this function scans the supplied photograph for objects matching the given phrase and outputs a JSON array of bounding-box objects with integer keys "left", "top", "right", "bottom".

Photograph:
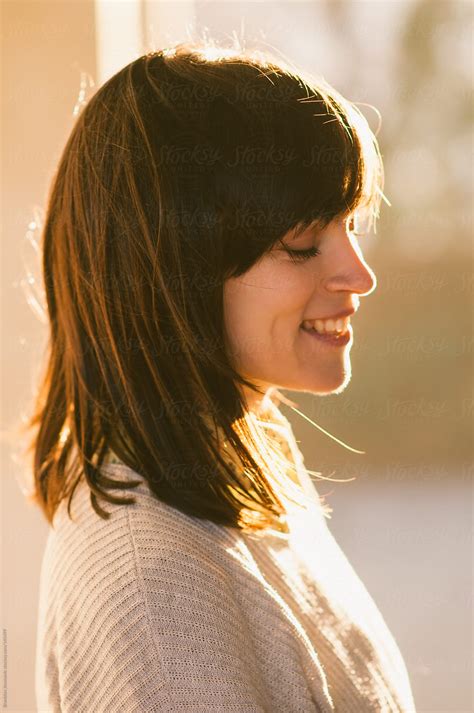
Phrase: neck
[{"left": 239, "top": 383, "right": 276, "bottom": 418}]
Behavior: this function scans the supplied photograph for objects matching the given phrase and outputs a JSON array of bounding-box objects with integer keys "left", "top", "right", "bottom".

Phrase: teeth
[{"left": 302, "top": 316, "right": 350, "bottom": 334}]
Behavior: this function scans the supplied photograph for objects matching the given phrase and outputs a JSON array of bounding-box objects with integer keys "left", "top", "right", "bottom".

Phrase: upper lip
[{"left": 302, "top": 308, "right": 357, "bottom": 322}]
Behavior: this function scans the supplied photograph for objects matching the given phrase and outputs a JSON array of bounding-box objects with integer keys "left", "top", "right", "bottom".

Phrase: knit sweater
[{"left": 35, "top": 410, "right": 417, "bottom": 712}]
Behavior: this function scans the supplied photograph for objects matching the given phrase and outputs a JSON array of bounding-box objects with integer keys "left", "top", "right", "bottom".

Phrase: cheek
[
  {"left": 223, "top": 263, "right": 312, "bottom": 358},
  {"left": 222, "top": 280, "right": 262, "bottom": 358},
  {"left": 256, "top": 263, "right": 314, "bottom": 328}
]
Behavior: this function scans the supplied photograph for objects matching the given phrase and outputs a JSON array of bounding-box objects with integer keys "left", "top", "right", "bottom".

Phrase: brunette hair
[{"left": 22, "top": 41, "right": 385, "bottom": 532}]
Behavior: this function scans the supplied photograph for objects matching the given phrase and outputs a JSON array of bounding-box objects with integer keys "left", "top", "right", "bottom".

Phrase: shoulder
[
  {"left": 36, "top": 464, "right": 274, "bottom": 712},
  {"left": 46, "top": 462, "right": 238, "bottom": 582}
]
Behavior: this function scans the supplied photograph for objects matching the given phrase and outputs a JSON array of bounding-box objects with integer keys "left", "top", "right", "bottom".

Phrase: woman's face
[{"left": 223, "top": 214, "right": 377, "bottom": 411}]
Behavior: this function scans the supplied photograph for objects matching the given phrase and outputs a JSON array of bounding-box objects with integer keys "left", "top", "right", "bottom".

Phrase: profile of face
[{"left": 223, "top": 214, "right": 377, "bottom": 411}]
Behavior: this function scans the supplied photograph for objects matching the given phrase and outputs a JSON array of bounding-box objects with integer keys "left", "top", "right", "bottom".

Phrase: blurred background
[{"left": 1, "top": 1, "right": 472, "bottom": 711}]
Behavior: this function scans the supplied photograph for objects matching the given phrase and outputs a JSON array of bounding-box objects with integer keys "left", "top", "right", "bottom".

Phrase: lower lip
[{"left": 299, "top": 325, "right": 352, "bottom": 347}]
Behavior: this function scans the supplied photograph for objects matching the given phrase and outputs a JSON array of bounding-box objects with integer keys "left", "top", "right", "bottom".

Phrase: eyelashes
[
  {"left": 284, "top": 246, "right": 321, "bottom": 263},
  {"left": 281, "top": 214, "right": 366, "bottom": 264}
]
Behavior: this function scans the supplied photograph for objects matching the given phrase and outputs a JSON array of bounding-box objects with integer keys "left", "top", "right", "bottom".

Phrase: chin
[
  {"left": 284, "top": 369, "right": 352, "bottom": 396},
  {"left": 322, "top": 378, "right": 351, "bottom": 396}
]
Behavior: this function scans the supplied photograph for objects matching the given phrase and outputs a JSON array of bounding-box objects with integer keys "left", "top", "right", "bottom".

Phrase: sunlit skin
[{"left": 223, "top": 214, "right": 377, "bottom": 414}]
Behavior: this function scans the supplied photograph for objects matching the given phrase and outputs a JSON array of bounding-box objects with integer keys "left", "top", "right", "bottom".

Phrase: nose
[{"left": 323, "top": 230, "right": 377, "bottom": 297}]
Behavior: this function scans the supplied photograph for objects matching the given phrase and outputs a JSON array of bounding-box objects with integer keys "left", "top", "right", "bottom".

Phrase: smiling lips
[{"left": 301, "top": 315, "right": 351, "bottom": 335}]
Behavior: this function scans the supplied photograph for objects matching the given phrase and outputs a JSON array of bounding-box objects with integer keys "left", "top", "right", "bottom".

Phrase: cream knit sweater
[{"left": 35, "top": 409, "right": 417, "bottom": 712}]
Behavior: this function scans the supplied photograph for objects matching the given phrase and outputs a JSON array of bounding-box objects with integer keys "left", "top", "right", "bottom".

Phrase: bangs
[
  {"left": 173, "top": 49, "right": 389, "bottom": 275},
  {"left": 289, "top": 78, "right": 387, "bottom": 241},
  {"left": 252, "top": 71, "right": 387, "bottom": 243}
]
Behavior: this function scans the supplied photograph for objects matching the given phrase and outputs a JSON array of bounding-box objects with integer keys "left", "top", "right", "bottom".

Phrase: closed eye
[{"left": 285, "top": 246, "right": 321, "bottom": 263}]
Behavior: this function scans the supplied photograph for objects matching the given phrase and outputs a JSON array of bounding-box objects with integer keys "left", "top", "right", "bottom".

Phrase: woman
[{"left": 29, "top": 42, "right": 417, "bottom": 711}]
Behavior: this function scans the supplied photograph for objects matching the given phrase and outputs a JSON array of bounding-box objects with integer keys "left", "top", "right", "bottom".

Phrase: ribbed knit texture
[{"left": 35, "top": 409, "right": 416, "bottom": 712}]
